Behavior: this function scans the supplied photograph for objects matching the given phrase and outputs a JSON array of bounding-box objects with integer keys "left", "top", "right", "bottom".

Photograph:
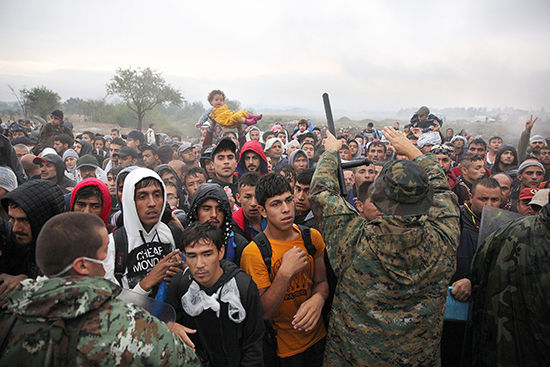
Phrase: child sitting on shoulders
[{"left": 196, "top": 89, "right": 262, "bottom": 129}]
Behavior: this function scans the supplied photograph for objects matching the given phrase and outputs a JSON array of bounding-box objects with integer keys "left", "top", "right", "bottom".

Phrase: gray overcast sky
[{"left": 1, "top": 0, "right": 549, "bottom": 114}]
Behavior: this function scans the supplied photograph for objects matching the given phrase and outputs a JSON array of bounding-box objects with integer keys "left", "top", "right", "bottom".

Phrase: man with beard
[
  {"left": 431, "top": 145, "right": 457, "bottom": 189},
  {"left": 490, "top": 145, "right": 519, "bottom": 179},
  {"left": 367, "top": 141, "right": 387, "bottom": 163},
  {"left": 517, "top": 115, "right": 544, "bottom": 162},
  {"left": 0, "top": 179, "right": 65, "bottom": 307},
  {"left": 492, "top": 173, "right": 514, "bottom": 210},
  {"left": 236, "top": 140, "right": 268, "bottom": 177}
]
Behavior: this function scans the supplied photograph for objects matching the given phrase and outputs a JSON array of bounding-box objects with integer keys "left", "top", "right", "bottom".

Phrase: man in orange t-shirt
[{"left": 240, "top": 173, "right": 329, "bottom": 366}]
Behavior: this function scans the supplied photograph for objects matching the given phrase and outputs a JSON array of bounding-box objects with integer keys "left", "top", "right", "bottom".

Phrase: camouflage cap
[{"left": 368, "top": 160, "right": 433, "bottom": 216}]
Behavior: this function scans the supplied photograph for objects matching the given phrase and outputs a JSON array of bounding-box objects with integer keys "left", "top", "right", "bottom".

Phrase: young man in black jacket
[{"left": 167, "top": 222, "right": 264, "bottom": 366}]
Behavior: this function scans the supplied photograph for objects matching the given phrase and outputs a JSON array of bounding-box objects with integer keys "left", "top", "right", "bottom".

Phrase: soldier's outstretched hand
[
  {"left": 324, "top": 131, "right": 342, "bottom": 152},
  {"left": 381, "top": 127, "right": 421, "bottom": 160}
]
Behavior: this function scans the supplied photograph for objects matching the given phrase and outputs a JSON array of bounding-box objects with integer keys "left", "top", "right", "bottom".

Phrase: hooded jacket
[
  {"left": 1, "top": 179, "right": 65, "bottom": 277},
  {"left": 70, "top": 178, "right": 112, "bottom": 224},
  {"left": 288, "top": 149, "right": 310, "bottom": 169},
  {"left": 310, "top": 151, "right": 460, "bottom": 365},
  {"left": 166, "top": 259, "right": 264, "bottom": 367},
  {"left": 245, "top": 126, "right": 263, "bottom": 143},
  {"left": 62, "top": 149, "right": 79, "bottom": 178},
  {"left": 491, "top": 145, "right": 519, "bottom": 177},
  {"left": 77, "top": 139, "right": 93, "bottom": 157},
  {"left": 0, "top": 276, "right": 195, "bottom": 366},
  {"left": 104, "top": 168, "right": 176, "bottom": 295},
  {"left": 39, "top": 153, "right": 75, "bottom": 190},
  {"left": 36, "top": 122, "right": 73, "bottom": 154},
  {"left": 0, "top": 134, "right": 26, "bottom": 184},
  {"left": 183, "top": 183, "right": 248, "bottom": 264},
  {"left": 236, "top": 140, "right": 268, "bottom": 176}
]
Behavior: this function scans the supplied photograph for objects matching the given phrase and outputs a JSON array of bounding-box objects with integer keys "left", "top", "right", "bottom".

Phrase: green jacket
[
  {"left": 309, "top": 151, "right": 459, "bottom": 366},
  {"left": 0, "top": 276, "right": 199, "bottom": 367},
  {"left": 470, "top": 203, "right": 550, "bottom": 366}
]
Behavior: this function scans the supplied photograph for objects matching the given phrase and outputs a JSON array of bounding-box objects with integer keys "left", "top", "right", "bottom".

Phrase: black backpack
[{"left": 251, "top": 225, "right": 337, "bottom": 366}]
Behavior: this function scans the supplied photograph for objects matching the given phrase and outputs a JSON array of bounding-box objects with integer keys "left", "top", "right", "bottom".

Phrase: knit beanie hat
[{"left": 0, "top": 167, "right": 18, "bottom": 193}]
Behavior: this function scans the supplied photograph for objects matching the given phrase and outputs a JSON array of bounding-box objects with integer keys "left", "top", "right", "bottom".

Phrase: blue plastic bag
[{"left": 444, "top": 286, "right": 469, "bottom": 322}]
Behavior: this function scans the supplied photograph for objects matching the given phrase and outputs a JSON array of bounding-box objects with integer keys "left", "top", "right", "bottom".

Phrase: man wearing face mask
[{"left": 0, "top": 212, "right": 199, "bottom": 366}]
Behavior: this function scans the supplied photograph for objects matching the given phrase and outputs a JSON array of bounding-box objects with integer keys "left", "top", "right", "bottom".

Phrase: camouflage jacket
[
  {"left": 470, "top": 203, "right": 550, "bottom": 367},
  {"left": 309, "top": 150, "right": 460, "bottom": 366},
  {"left": 0, "top": 276, "right": 199, "bottom": 367}
]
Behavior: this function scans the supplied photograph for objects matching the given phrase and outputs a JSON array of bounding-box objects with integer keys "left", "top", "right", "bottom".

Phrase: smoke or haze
[{"left": 1, "top": 0, "right": 550, "bottom": 114}]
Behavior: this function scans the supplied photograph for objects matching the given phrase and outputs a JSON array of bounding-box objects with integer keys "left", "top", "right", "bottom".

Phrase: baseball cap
[
  {"left": 33, "top": 153, "right": 61, "bottom": 166},
  {"left": 76, "top": 155, "right": 99, "bottom": 170},
  {"left": 528, "top": 188, "right": 549, "bottom": 207},
  {"left": 113, "top": 146, "right": 138, "bottom": 159},
  {"left": 212, "top": 137, "right": 237, "bottom": 158},
  {"left": 519, "top": 187, "right": 539, "bottom": 201},
  {"left": 177, "top": 143, "right": 193, "bottom": 156},
  {"left": 368, "top": 160, "right": 434, "bottom": 216}
]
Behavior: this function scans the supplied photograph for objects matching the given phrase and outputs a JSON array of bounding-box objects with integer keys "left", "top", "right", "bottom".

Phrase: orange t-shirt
[{"left": 240, "top": 225, "right": 327, "bottom": 358}]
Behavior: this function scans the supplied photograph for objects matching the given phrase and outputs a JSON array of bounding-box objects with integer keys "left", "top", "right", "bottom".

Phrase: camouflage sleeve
[
  {"left": 79, "top": 301, "right": 200, "bottom": 366},
  {"left": 309, "top": 150, "right": 365, "bottom": 278},
  {"left": 414, "top": 153, "right": 460, "bottom": 251}
]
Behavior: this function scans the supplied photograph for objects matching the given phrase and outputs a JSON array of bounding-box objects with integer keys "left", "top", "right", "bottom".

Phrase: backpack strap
[
  {"left": 252, "top": 232, "right": 272, "bottom": 274},
  {"left": 113, "top": 227, "right": 128, "bottom": 286},
  {"left": 167, "top": 224, "right": 183, "bottom": 250},
  {"left": 297, "top": 225, "right": 316, "bottom": 258}
]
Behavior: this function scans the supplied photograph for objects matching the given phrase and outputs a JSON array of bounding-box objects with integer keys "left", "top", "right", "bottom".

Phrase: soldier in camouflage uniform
[
  {"left": 0, "top": 212, "right": 199, "bottom": 366},
  {"left": 309, "top": 127, "right": 460, "bottom": 366},
  {"left": 469, "top": 192, "right": 550, "bottom": 366}
]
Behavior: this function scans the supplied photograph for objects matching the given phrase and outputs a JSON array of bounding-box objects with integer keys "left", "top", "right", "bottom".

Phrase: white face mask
[{"left": 50, "top": 257, "right": 107, "bottom": 278}]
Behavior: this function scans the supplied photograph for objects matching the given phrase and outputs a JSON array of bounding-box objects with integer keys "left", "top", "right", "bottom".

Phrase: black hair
[
  {"left": 73, "top": 185, "right": 102, "bottom": 205},
  {"left": 111, "top": 137, "right": 126, "bottom": 147},
  {"left": 180, "top": 222, "right": 224, "bottom": 252},
  {"left": 263, "top": 131, "right": 276, "bottom": 141},
  {"left": 157, "top": 145, "right": 173, "bottom": 164},
  {"left": 223, "top": 131, "right": 236, "bottom": 138},
  {"left": 54, "top": 134, "right": 73, "bottom": 147},
  {"left": 369, "top": 141, "right": 387, "bottom": 153},
  {"left": 256, "top": 172, "right": 292, "bottom": 207},
  {"left": 149, "top": 123, "right": 156, "bottom": 128},
  {"left": 471, "top": 177, "right": 501, "bottom": 196},
  {"left": 208, "top": 89, "right": 225, "bottom": 103},
  {"left": 469, "top": 138, "right": 487, "bottom": 150},
  {"left": 275, "top": 163, "right": 297, "bottom": 182},
  {"left": 298, "top": 132, "right": 317, "bottom": 144},
  {"left": 163, "top": 180, "right": 182, "bottom": 201},
  {"left": 135, "top": 177, "right": 163, "bottom": 195},
  {"left": 238, "top": 171, "right": 261, "bottom": 190},
  {"left": 357, "top": 181, "right": 374, "bottom": 203},
  {"left": 184, "top": 167, "right": 208, "bottom": 186},
  {"left": 108, "top": 165, "right": 125, "bottom": 178},
  {"left": 111, "top": 128, "right": 120, "bottom": 133},
  {"left": 296, "top": 168, "right": 315, "bottom": 186},
  {"left": 488, "top": 136, "right": 502, "bottom": 144},
  {"left": 82, "top": 131, "right": 95, "bottom": 140}
]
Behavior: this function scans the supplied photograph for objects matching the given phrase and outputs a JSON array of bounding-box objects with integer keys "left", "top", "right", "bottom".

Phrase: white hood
[
  {"left": 104, "top": 168, "right": 175, "bottom": 294},
  {"left": 121, "top": 168, "right": 174, "bottom": 247}
]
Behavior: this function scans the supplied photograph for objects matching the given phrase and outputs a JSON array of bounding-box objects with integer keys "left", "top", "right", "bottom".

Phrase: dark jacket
[
  {"left": 491, "top": 145, "right": 519, "bottom": 177},
  {"left": 46, "top": 153, "right": 76, "bottom": 190},
  {"left": 450, "top": 205, "right": 479, "bottom": 284},
  {"left": 0, "top": 180, "right": 65, "bottom": 277},
  {"left": 0, "top": 134, "right": 26, "bottom": 184},
  {"left": 35, "top": 122, "right": 73, "bottom": 154},
  {"left": 166, "top": 259, "right": 264, "bottom": 367},
  {"left": 236, "top": 140, "right": 268, "bottom": 176},
  {"left": 184, "top": 183, "right": 249, "bottom": 264}
]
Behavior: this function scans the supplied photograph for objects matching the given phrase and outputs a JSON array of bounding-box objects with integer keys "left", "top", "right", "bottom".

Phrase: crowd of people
[{"left": 0, "top": 104, "right": 548, "bottom": 366}]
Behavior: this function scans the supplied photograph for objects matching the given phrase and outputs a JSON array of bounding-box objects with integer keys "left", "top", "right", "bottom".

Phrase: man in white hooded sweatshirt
[{"left": 104, "top": 168, "right": 183, "bottom": 296}]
